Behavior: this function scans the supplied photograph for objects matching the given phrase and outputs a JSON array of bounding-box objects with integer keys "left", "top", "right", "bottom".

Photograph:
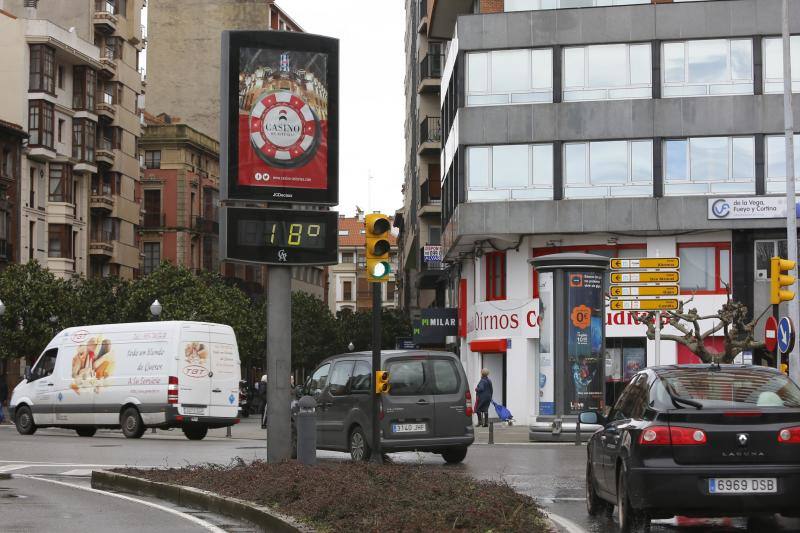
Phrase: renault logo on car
[{"left": 738, "top": 433, "right": 749, "bottom": 447}]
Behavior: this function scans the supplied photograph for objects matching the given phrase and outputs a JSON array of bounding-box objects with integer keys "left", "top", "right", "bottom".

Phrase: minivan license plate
[
  {"left": 392, "top": 423, "right": 426, "bottom": 433},
  {"left": 183, "top": 407, "right": 205, "bottom": 415},
  {"left": 709, "top": 478, "right": 776, "bottom": 494}
]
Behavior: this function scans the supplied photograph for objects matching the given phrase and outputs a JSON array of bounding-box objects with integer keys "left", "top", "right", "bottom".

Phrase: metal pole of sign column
[
  {"left": 654, "top": 311, "right": 661, "bottom": 367},
  {"left": 782, "top": 0, "right": 800, "bottom": 383},
  {"left": 371, "top": 282, "right": 383, "bottom": 464},
  {"left": 267, "top": 266, "right": 292, "bottom": 462}
]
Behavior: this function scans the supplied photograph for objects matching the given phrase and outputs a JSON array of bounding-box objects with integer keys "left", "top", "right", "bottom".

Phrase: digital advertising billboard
[{"left": 221, "top": 31, "right": 339, "bottom": 205}]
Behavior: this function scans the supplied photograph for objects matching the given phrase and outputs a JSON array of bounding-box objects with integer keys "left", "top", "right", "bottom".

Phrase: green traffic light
[{"left": 372, "top": 261, "right": 391, "bottom": 278}]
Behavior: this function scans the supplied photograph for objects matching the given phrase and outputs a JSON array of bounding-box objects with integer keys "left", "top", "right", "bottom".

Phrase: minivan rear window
[
  {"left": 387, "top": 360, "right": 425, "bottom": 396},
  {"left": 658, "top": 368, "right": 800, "bottom": 409},
  {"left": 431, "top": 359, "right": 460, "bottom": 394}
]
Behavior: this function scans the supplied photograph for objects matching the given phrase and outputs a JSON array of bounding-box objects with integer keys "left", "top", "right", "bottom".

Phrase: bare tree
[{"left": 629, "top": 289, "right": 771, "bottom": 364}]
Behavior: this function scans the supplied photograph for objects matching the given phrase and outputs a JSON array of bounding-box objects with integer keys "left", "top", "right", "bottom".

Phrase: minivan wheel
[
  {"left": 441, "top": 447, "right": 468, "bottom": 464},
  {"left": 182, "top": 426, "right": 208, "bottom": 441},
  {"left": 120, "top": 407, "right": 145, "bottom": 439},
  {"left": 349, "top": 426, "right": 371, "bottom": 462},
  {"left": 76, "top": 427, "right": 97, "bottom": 437},
  {"left": 617, "top": 465, "right": 649, "bottom": 533},
  {"left": 15, "top": 406, "right": 37, "bottom": 435}
]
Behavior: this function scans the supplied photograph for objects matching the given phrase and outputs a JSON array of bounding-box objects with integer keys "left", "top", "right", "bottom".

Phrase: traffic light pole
[
  {"left": 371, "top": 282, "right": 383, "bottom": 464},
  {"left": 782, "top": 0, "right": 800, "bottom": 383}
]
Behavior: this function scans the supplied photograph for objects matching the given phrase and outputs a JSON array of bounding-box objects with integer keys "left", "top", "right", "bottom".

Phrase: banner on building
[
  {"left": 221, "top": 31, "right": 339, "bottom": 205},
  {"left": 537, "top": 272, "right": 555, "bottom": 416},
  {"left": 412, "top": 308, "right": 458, "bottom": 345},
  {"left": 467, "top": 298, "right": 540, "bottom": 343},
  {"left": 707, "top": 197, "right": 800, "bottom": 220},
  {"left": 564, "top": 271, "right": 604, "bottom": 415}
]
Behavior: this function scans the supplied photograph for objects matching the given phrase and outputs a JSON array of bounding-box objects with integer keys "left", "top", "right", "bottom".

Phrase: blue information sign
[{"left": 778, "top": 317, "right": 795, "bottom": 355}]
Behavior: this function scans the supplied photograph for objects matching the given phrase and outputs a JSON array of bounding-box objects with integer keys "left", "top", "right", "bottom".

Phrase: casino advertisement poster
[
  {"left": 564, "top": 271, "right": 605, "bottom": 415},
  {"left": 224, "top": 32, "right": 339, "bottom": 205}
]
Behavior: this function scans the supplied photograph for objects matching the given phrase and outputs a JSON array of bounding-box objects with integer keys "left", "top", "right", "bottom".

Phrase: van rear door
[
  {"left": 208, "top": 326, "right": 240, "bottom": 418},
  {"left": 430, "top": 357, "right": 470, "bottom": 438},
  {"left": 382, "top": 356, "right": 435, "bottom": 441},
  {"left": 178, "top": 323, "right": 212, "bottom": 416}
]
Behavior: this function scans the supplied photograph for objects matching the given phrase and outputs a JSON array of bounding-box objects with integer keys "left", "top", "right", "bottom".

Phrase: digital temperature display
[{"left": 223, "top": 207, "right": 338, "bottom": 265}]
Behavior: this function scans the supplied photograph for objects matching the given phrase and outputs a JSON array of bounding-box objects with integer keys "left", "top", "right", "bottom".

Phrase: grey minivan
[{"left": 298, "top": 350, "right": 475, "bottom": 463}]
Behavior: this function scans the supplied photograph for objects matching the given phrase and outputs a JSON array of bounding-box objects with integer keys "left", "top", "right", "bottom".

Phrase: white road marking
[
  {"left": 0, "top": 464, "right": 33, "bottom": 473},
  {"left": 58, "top": 469, "right": 94, "bottom": 476},
  {"left": 0, "top": 461, "right": 158, "bottom": 468},
  {"left": 547, "top": 511, "right": 589, "bottom": 533},
  {"left": 19, "top": 475, "right": 227, "bottom": 533}
]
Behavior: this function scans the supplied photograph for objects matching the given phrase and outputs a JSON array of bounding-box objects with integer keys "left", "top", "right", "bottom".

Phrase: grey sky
[{"left": 276, "top": 0, "right": 406, "bottom": 217}]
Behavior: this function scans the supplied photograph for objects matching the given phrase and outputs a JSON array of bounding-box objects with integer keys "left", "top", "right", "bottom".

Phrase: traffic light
[
  {"left": 375, "top": 370, "right": 390, "bottom": 394},
  {"left": 365, "top": 213, "right": 392, "bottom": 282},
  {"left": 771, "top": 256, "right": 796, "bottom": 305}
]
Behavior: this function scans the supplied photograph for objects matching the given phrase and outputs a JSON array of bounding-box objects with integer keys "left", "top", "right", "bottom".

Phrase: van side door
[
  {"left": 208, "top": 327, "right": 240, "bottom": 419},
  {"left": 430, "top": 357, "right": 469, "bottom": 438},
  {"left": 317, "top": 360, "right": 354, "bottom": 450},
  {"left": 29, "top": 348, "right": 58, "bottom": 425},
  {"left": 178, "top": 324, "right": 213, "bottom": 416}
]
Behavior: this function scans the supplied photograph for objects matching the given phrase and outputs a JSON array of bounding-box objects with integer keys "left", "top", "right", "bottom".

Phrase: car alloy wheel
[{"left": 349, "top": 426, "right": 371, "bottom": 461}]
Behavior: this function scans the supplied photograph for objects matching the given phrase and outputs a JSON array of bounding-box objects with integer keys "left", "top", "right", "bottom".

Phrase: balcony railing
[
  {"left": 419, "top": 53, "right": 443, "bottom": 80},
  {"left": 142, "top": 212, "right": 166, "bottom": 229},
  {"left": 420, "top": 116, "right": 441, "bottom": 144},
  {"left": 90, "top": 230, "right": 113, "bottom": 244},
  {"left": 421, "top": 179, "right": 442, "bottom": 207}
]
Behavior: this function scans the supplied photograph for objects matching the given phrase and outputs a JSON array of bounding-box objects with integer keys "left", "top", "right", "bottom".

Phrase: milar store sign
[{"left": 467, "top": 299, "right": 540, "bottom": 342}]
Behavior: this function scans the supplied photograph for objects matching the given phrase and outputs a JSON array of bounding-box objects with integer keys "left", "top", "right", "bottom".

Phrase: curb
[{"left": 91, "top": 470, "right": 315, "bottom": 533}]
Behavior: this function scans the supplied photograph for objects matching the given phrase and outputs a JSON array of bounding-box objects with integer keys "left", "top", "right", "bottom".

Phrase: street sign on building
[
  {"left": 610, "top": 257, "right": 680, "bottom": 312},
  {"left": 423, "top": 245, "right": 442, "bottom": 262},
  {"left": 413, "top": 308, "right": 458, "bottom": 345}
]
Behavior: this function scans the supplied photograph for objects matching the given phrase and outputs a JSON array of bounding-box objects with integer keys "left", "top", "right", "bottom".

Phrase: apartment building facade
[
  {"left": 328, "top": 214, "right": 399, "bottom": 314},
  {"left": 420, "top": 0, "right": 800, "bottom": 428},
  {"left": 0, "top": 119, "right": 26, "bottom": 268},
  {"left": 0, "top": 0, "right": 144, "bottom": 279}
]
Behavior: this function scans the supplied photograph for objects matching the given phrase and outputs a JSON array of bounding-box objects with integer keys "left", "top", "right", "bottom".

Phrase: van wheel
[
  {"left": 15, "top": 406, "right": 37, "bottom": 435},
  {"left": 76, "top": 427, "right": 97, "bottom": 437},
  {"left": 183, "top": 427, "right": 208, "bottom": 441},
  {"left": 349, "top": 426, "right": 371, "bottom": 462},
  {"left": 120, "top": 407, "right": 145, "bottom": 439},
  {"left": 441, "top": 447, "right": 468, "bottom": 464}
]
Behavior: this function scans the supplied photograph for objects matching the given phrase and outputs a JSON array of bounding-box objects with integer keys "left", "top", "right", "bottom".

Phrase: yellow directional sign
[
  {"left": 611, "top": 272, "right": 680, "bottom": 284},
  {"left": 610, "top": 299, "right": 680, "bottom": 311},
  {"left": 611, "top": 258, "right": 680, "bottom": 270},
  {"left": 610, "top": 285, "right": 679, "bottom": 297}
]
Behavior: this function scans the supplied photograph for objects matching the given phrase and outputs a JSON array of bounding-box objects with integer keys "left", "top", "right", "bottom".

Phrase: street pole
[
  {"left": 782, "top": 0, "right": 800, "bottom": 382},
  {"left": 371, "top": 282, "right": 382, "bottom": 464},
  {"left": 654, "top": 311, "right": 661, "bottom": 367},
  {"left": 267, "top": 265, "right": 292, "bottom": 462}
]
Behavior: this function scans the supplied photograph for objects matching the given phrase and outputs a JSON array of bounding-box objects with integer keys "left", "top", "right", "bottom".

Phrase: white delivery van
[{"left": 9, "top": 321, "right": 241, "bottom": 440}]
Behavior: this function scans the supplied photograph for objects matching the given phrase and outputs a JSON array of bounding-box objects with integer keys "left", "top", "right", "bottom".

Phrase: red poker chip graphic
[{"left": 249, "top": 90, "right": 320, "bottom": 169}]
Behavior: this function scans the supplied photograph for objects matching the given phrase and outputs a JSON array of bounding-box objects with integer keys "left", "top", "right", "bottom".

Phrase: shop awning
[{"left": 469, "top": 339, "right": 507, "bottom": 353}]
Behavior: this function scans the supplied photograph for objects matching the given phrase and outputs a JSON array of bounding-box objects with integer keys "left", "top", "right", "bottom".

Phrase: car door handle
[
  {"left": 212, "top": 388, "right": 222, "bottom": 393},
  {"left": 47, "top": 383, "right": 54, "bottom": 387},
  {"left": 416, "top": 399, "right": 429, "bottom": 405}
]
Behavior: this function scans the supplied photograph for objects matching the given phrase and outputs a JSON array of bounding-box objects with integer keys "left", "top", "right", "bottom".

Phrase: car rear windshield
[
  {"left": 658, "top": 368, "right": 800, "bottom": 409},
  {"left": 386, "top": 358, "right": 461, "bottom": 396}
]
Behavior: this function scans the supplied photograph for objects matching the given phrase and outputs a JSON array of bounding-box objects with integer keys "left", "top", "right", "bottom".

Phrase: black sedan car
[{"left": 580, "top": 364, "right": 800, "bottom": 532}]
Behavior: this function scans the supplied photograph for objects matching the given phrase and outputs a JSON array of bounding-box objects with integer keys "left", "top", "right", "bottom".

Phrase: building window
[
  {"left": 466, "top": 48, "right": 553, "bottom": 106},
  {"left": 143, "top": 242, "right": 160, "bottom": 275},
  {"left": 28, "top": 100, "right": 54, "bottom": 148},
  {"left": 57, "top": 65, "right": 64, "bottom": 89},
  {"left": 29, "top": 45, "right": 55, "bottom": 94},
  {"left": 485, "top": 251, "right": 506, "bottom": 301},
  {"left": 386, "top": 281, "right": 396, "bottom": 302},
  {"left": 764, "top": 36, "right": 800, "bottom": 94},
  {"left": 755, "top": 239, "right": 800, "bottom": 280},
  {"left": 57, "top": 119, "right": 64, "bottom": 143},
  {"left": 49, "top": 164, "right": 73, "bottom": 203},
  {"left": 102, "top": 82, "right": 116, "bottom": 105},
  {"left": 664, "top": 136, "right": 755, "bottom": 195},
  {"left": 143, "top": 189, "right": 162, "bottom": 227},
  {"left": 467, "top": 144, "right": 553, "bottom": 201},
  {"left": 145, "top": 150, "right": 161, "bottom": 169},
  {"left": 342, "top": 280, "right": 353, "bottom": 301},
  {"left": 341, "top": 251, "right": 354, "bottom": 263},
  {"left": 504, "top": 0, "right": 649, "bottom": 10},
  {"left": 72, "top": 119, "right": 96, "bottom": 163},
  {"left": 663, "top": 39, "right": 753, "bottom": 97},
  {"left": 73, "top": 66, "right": 96, "bottom": 110},
  {"left": 563, "top": 43, "right": 651, "bottom": 101},
  {"left": 564, "top": 140, "right": 653, "bottom": 199},
  {"left": 1, "top": 145, "right": 15, "bottom": 179},
  {"left": 677, "top": 243, "right": 730, "bottom": 294},
  {"left": 765, "top": 134, "right": 800, "bottom": 193},
  {"left": 48, "top": 223, "right": 73, "bottom": 258}
]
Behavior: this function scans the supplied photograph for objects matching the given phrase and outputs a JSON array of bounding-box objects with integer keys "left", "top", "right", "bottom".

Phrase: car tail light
[
  {"left": 168, "top": 376, "right": 179, "bottom": 404},
  {"left": 465, "top": 390, "right": 473, "bottom": 417},
  {"left": 778, "top": 426, "right": 800, "bottom": 443},
  {"left": 639, "top": 426, "right": 706, "bottom": 445}
]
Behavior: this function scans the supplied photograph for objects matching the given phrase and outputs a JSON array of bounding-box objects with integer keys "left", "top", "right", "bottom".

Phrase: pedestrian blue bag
[{"left": 492, "top": 401, "right": 512, "bottom": 422}]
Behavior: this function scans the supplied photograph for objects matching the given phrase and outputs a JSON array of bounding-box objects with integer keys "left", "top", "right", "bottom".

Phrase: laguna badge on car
[{"left": 249, "top": 89, "right": 320, "bottom": 169}]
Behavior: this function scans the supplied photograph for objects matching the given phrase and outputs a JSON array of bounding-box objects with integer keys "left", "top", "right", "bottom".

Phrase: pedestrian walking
[
  {"left": 0, "top": 372, "right": 8, "bottom": 424},
  {"left": 475, "top": 368, "right": 493, "bottom": 427}
]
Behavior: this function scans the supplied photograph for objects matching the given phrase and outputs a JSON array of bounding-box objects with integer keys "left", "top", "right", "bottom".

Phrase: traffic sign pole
[{"left": 655, "top": 310, "right": 661, "bottom": 366}]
